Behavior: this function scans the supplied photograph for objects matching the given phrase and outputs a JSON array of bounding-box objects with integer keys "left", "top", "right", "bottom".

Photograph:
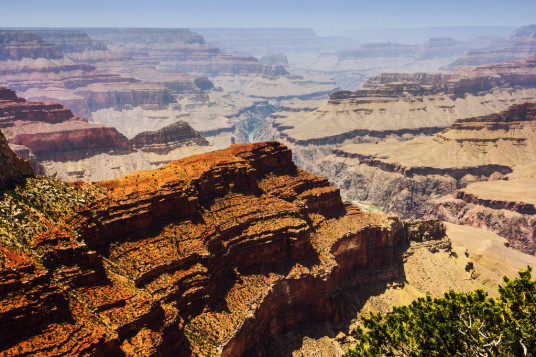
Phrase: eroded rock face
[
  {"left": 85, "top": 28, "right": 268, "bottom": 76},
  {"left": 0, "top": 86, "right": 129, "bottom": 165},
  {"left": 130, "top": 120, "right": 209, "bottom": 153},
  {"left": 447, "top": 24, "right": 536, "bottom": 68},
  {"left": 0, "top": 30, "right": 176, "bottom": 119},
  {"left": 264, "top": 55, "right": 536, "bottom": 149},
  {"left": 0, "top": 141, "right": 448, "bottom": 356},
  {"left": 0, "top": 30, "right": 64, "bottom": 60},
  {"left": 321, "top": 101, "right": 536, "bottom": 253},
  {"left": 0, "top": 130, "right": 32, "bottom": 189}
]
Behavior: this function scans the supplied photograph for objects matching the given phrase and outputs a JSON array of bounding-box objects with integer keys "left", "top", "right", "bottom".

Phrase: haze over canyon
[{"left": 1, "top": 1, "right": 536, "bottom": 355}]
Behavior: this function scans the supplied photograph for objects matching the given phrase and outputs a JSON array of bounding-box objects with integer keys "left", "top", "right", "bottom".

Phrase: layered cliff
[
  {"left": 0, "top": 141, "right": 455, "bottom": 356},
  {"left": 447, "top": 24, "right": 536, "bottom": 69},
  {"left": 0, "top": 86, "right": 220, "bottom": 182},
  {"left": 320, "top": 102, "right": 536, "bottom": 254},
  {"left": 130, "top": 120, "right": 209, "bottom": 153},
  {"left": 0, "top": 86, "right": 129, "bottom": 164},
  {"left": 85, "top": 28, "right": 268, "bottom": 76},
  {"left": 263, "top": 55, "right": 536, "bottom": 149},
  {"left": 2, "top": 141, "right": 536, "bottom": 355},
  {"left": 0, "top": 30, "right": 176, "bottom": 119},
  {"left": 0, "top": 30, "right": 63, "bottom": 60}
]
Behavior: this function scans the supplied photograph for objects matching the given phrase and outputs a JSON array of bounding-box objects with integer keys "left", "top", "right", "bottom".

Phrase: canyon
[
  {"left": 447, "top": 24, "right": 536, "bottom": 69},
  {"left": 1, "top": 22, "right": 536, "bottom": 356},
  {"left": 256, "top": 54, "right": 536, "bottom": 255},
  {"left": 0, "top": 86, "right": 216, "bottom": 181},
  {"left": 1, "top": 141, "right": 535, "bottom": 356}
]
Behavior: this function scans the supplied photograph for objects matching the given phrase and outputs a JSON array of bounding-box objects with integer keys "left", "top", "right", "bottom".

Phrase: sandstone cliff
[
  {"left": 320, "top": 102, "right": 536, "bottom": 254},
  {"left": 1, "top": 141, "right": 535, "bottom": 355},
  {"left": 0, "top": 86, "right": 129, "bottom": 164},
  {"left": 130, "top": 120, "right": 209, "bottom": 153},
  {"left": 0, "top": 141, "right": 451, "bottom": 356},
  {"left": 0, "top": 30, "right": 176, "bottom": 119}
]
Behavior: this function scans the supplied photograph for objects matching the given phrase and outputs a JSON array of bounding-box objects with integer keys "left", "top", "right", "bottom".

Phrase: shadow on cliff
[{"left": 240, "top": 241, "right": 413, "bottom": 357}]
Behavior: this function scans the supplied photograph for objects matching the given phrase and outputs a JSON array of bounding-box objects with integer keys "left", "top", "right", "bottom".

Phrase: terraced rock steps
[
  {"left": 322, "top": 102, "right": 536, "bottom": 254},
  {"left": 0, "top": 141, "right": 451, "bottom": 356}
]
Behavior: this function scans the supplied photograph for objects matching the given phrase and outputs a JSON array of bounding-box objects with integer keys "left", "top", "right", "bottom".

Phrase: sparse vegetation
[{"left": 0, "top": 177, "right": 96, "bottom": 252}]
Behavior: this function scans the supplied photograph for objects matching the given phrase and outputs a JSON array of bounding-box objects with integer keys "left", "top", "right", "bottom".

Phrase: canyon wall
[{"left": 0, "top": 141, "right": 453, "bottom": 356}]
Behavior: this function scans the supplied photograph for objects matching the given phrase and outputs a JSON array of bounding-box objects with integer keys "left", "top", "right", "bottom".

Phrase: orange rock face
[{"left": 0, "top": 141, "right": 446, "bottom": 356}]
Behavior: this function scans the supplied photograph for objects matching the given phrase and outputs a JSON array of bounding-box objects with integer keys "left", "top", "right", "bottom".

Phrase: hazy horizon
[{"left": 1, "top": 0, "right": 534, "bottom": 36}]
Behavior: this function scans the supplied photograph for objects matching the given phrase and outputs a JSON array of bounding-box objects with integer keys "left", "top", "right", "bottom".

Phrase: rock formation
[
  {"left": 0, "top": 30, "right": 176, "bottom": 119},
  {"left": 0, "top": 87, "right": 216, "bottom": 182},
  {"left": 0, "top": 86, "right": 129, "bottom": 164},
  {"left": 85, "top": 28, "right": 268, "bottom": 76},
  {"left": 0, "top": 30, "right": 63, "bottom": 60},
  {"left": 1, "top": 141, "right": 534, "bottom": 356},
  {"left": 447, "top": 24, "right": 536, "bottom": 68},
  {"left": 262, "top": 55, "right": 536, "bottom": 149},
  {"left": 255, "top": 55, "right": 536, "bottom": 254},
  {"left": 0, "top": 130, "right": 32, "bottom": 189},
  {"left": 320, "top": 102, "right": 536, "bottom": 254},
  {"left": 130, "top": 120, "right": 209, "bottom": 153}
]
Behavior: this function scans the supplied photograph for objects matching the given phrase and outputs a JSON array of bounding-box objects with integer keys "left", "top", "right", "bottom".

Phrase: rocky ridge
[
  {"left": 447, "top": 24, "right": 536, "bottom": 69},
  {"left": 0, "top": 30, "right": 176, "bottom": 119},
  {"left": 0, "top": 141, "right": 473, "bottom": 356},
  {"left": 0, "top": 87, "right": 216, "bottom": 182},
  {"left": 1, "top": 141, "right": 536, "bottom": 355},
  {"left": 321, "top": 102, "right": 536, "bottom": 254}
]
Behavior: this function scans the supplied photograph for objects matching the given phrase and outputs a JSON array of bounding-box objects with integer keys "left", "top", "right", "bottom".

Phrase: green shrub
[{"left": 345, "top": 267, "right": 536, "bottom": 357}]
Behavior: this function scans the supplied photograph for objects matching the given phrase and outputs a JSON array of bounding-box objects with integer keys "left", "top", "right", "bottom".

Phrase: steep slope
[
  {"left": 0, "top": 129, "right": 32, "bottom": 189},
  {"left": 321, "top": 102, "right": 536, "bottom": 254},
  {"left": 0, "top": 86, "right": 129, "bottom": 167},
  {"left": 0, "top": 30, "right": 176, "bottom": 120},
  {"left": 0, "top": 87, "right": 217, "bottom": 182},
  {"left": 0, "top": 142, "right": 536, "bottom": 356},
  {"left": 1, "top": 141, "right": 535, "bottom": 356}
]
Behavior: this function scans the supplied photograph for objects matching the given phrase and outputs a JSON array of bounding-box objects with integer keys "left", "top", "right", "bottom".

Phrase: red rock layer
[
  {"left": 0, "top": 141, "right": 446, "bottom": 356},
  {"left": 0, "top": 86, "right": 129, "bottom": 163},
  {"left": 0, "top": 31, "right": 176, "bottom": 118},
  {"left": 130, "top": 120, "right": 209, "bottom": 153}
]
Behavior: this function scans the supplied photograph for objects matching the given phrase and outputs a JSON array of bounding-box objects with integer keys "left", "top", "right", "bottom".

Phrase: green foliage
[{"left": 345, "top": 267, "right": 536, "bottom": 357}]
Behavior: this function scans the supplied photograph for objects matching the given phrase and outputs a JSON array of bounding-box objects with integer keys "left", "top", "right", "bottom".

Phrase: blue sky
[{"left": 1, "top": 0, "right": 534, "bottom": 34}]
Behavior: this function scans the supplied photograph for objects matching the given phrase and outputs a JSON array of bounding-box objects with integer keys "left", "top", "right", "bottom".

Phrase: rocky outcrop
[
  {"left": 0, "top": 30, "right": 63, "bottom": 60},
  {"left": 0, "top": 130, "right": 32, "bottom": 189},
  {"left": 319, "top": 102, "right": 536, "bottom": 253},
  {"left": 0, "top": 86, "right": 129, "bottom": 162},
  {"left": 0, "top": 141, "right": 452, "bottom": 356},
  {"left": 130, "top": 120, "right": 209, "bottom": 153}
]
